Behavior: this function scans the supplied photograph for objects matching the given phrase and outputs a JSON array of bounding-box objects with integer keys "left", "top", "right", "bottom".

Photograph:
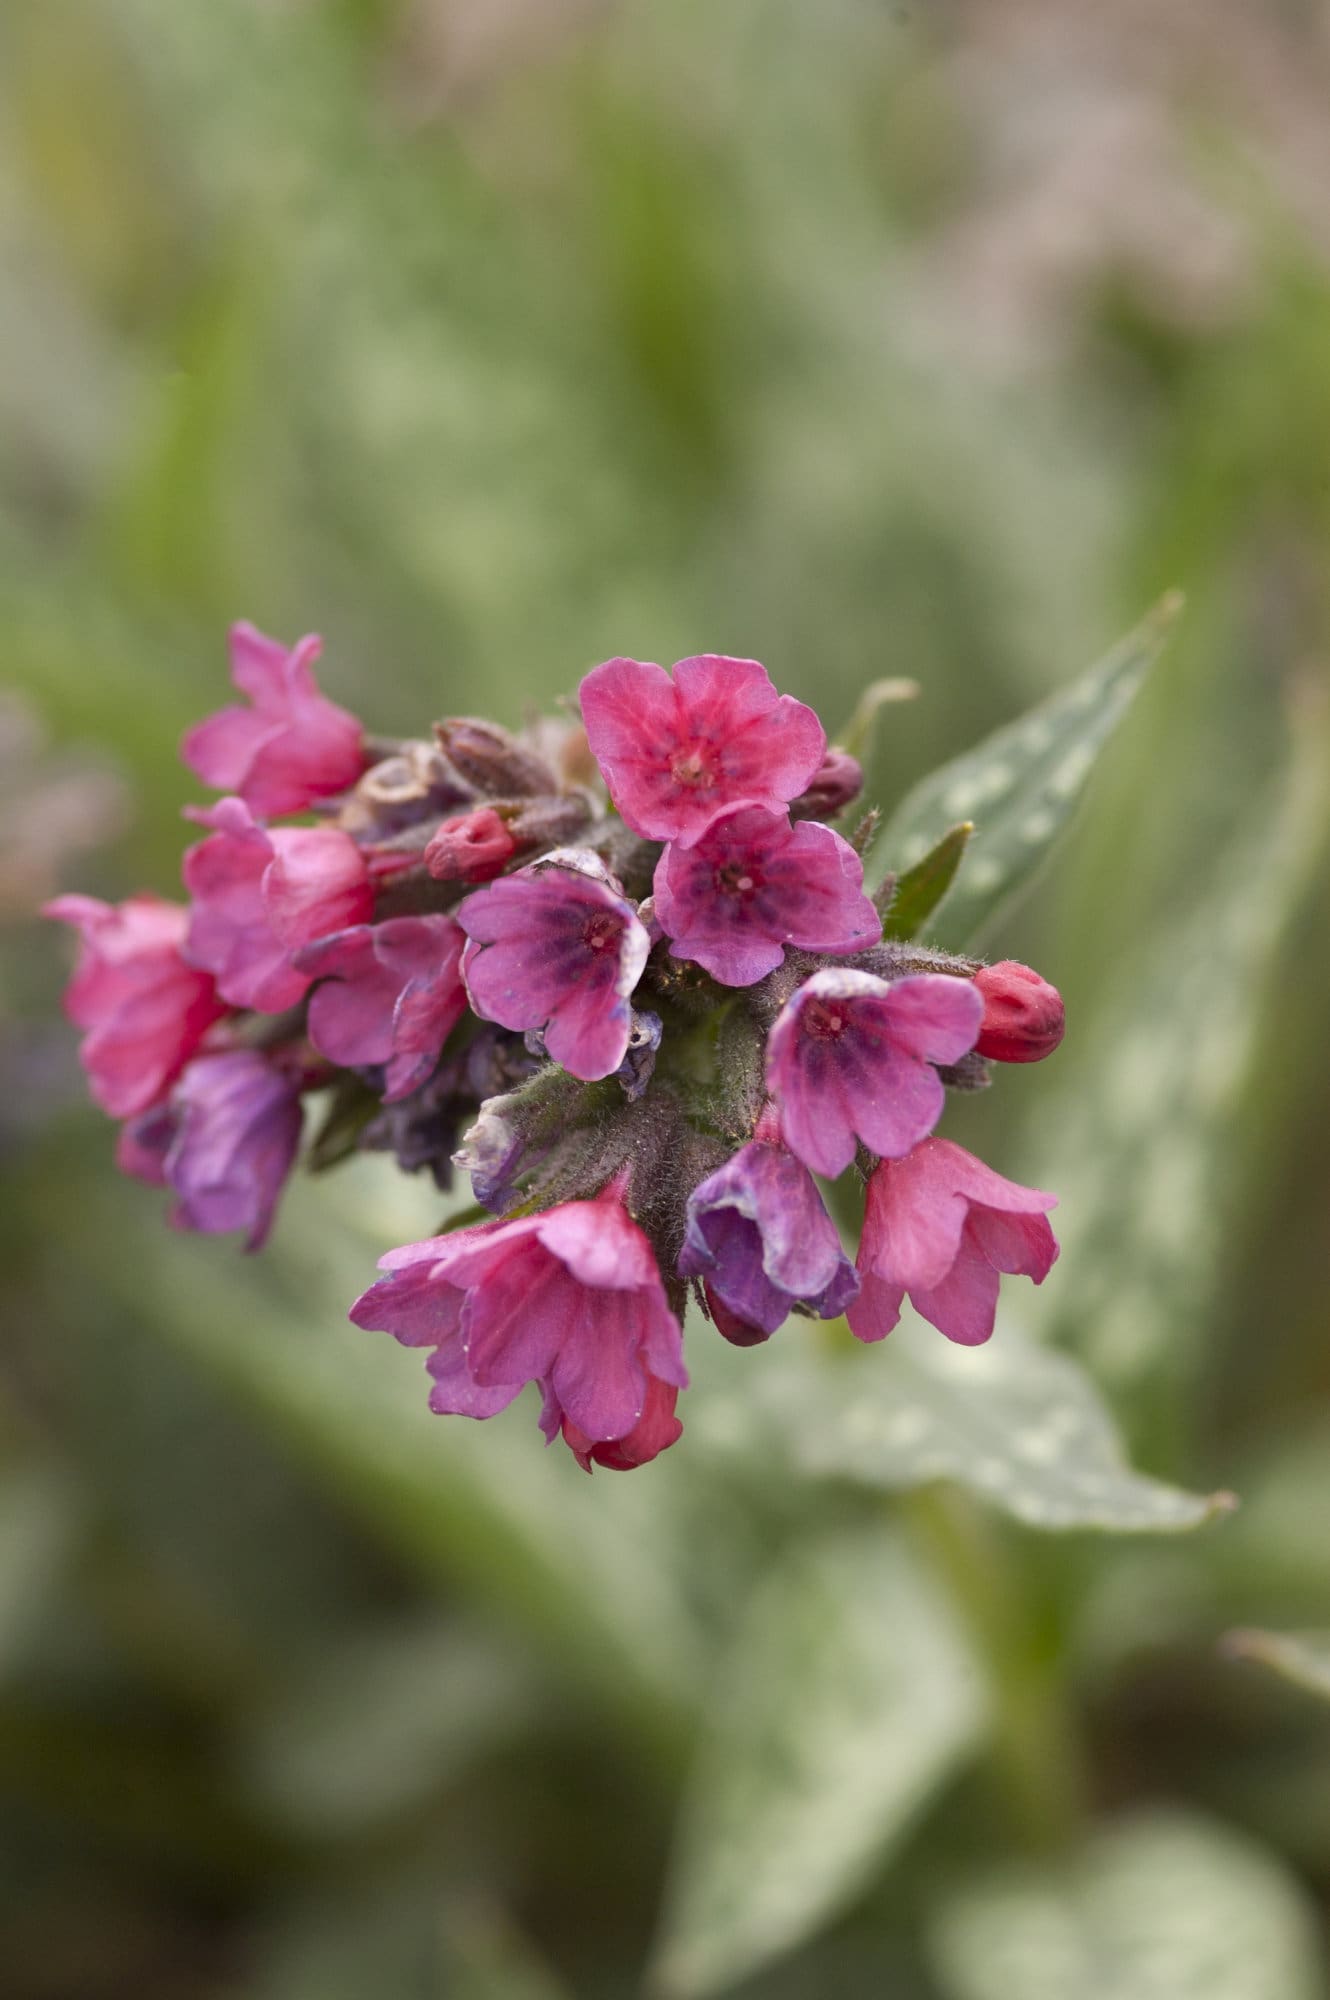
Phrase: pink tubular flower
[
  {"left": 181, "top": 622, "right": 366, "bottom": 817},
  {"left": 348, "top": 1195, "right": 687, "bottom": 1468},
  {"left": 457, "top": 850, "right": 650, "bottom": 1081},
  {"left": 973, "top": 960, "right": 1065, "bottom": 1064},
  {"left": 182, "top": 797, "right": 373, "bottom": 1013},
  {"left": 653, "top": 805, "right": 880, "bottom": 986},
  {"left": 766, "top": 967, "right": 984, "bottom": 1178},
  {"left": 294, "top": 916, "right": 466, "bottom": 1101},
  {"left": 44, "top": 894, "right": 226, "bottom": 1118},
  {"left": 424, "top": 807, "right": 517, "bottom": 884},
  {"left": 579, "top": 653, "right": 826, "bottom": 846},
  {"left": 157, "top": 1049, "right": 304, "bottom": 1250},
  {"left": 848, "top": 1137, "right": 1058, "bottom": 1346}
]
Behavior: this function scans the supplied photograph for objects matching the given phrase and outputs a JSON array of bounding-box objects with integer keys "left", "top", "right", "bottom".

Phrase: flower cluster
[{"left": 47, "top": 629, "right": 1065, "bottom": 1472}]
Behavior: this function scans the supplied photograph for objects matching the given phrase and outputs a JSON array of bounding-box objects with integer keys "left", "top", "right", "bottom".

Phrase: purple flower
[
  {"left": 653, "top": 805, "right": 880, "bottom": 986},
  {"left": 349, "top": 1193, "right": 686, "bottom": 1468},
  {"left": 766, "top": 967, "right": 984, "bottom": 1178},
  {"left": 44, "top": 893, "right": 225, "bottom": 1118},
  {"left": 295, "top": 916, "right": 467, "bottom": 1101},
  {"left": 848, "top": 1137, "right": 1058, "bottom": 1346},
  {"left": 457, "top": 850, "right": 650, "bottom": 1082},
  {"left": 579, "top": 653, "right": 826, "bottom": 846},
  {"left": 181, "top": 622, "right": 366, "bottom": 817},
  {"left": 155, "top": 1049, "right": 303, "bottom": 1250},
  {"left": 182, "top": 797, "right": 373, "bottom": 1013},
  {"left": 679, "top": 1138, "right": 858, "bottom": 1342}
]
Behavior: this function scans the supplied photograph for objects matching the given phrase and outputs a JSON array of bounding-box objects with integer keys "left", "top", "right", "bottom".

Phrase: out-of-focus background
[{"left": 4, "top": 3, "right": 1330, "bottom": 1995}]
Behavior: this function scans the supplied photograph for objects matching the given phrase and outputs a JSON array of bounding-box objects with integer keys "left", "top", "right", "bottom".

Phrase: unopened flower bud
[
  {"left": 973, "top": 961, "right": 1065, "bottom": 1064},
  {"left": 425, "top": 807, "right": 517, "bottom": 883},
  {"left": 433, "top": 718, "right": 556, "bottom": 798},
  {"left": 789, "top": 747, "right": 864, "bottom": 820}
]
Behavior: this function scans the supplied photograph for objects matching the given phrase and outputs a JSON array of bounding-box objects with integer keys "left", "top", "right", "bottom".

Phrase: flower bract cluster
[{"left": 47, "top": 628, "right": 1066, "bottom": 1471}]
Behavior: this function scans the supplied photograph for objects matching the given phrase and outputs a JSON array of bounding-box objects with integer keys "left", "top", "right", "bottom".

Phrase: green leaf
[
  {"left": 880, "top": 821, "right": 973, "bottom": 939},
  {"left": 693, "top": 1317, "right": 1228, "bottom": 1534},
  {"left": 651, "top": 1527, "right": 985, "bottom": 1999},
  {"left": 929, "top": 1810, "right": 1326, "bottom": 2000},
  {"left": 872, "top": 595, "right": 1181, "bottom": 945},
  {"left": 1223, "top": 1629, "right": 1330, "bottom": 1703},
  {"left": 835, "top": 676, "right": 920, "bottom": 764}
]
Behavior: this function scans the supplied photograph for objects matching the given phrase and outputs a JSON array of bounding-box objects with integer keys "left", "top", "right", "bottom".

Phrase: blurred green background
[{"left": 5, "top": 2, "right": 1330, "bottom": 1995}]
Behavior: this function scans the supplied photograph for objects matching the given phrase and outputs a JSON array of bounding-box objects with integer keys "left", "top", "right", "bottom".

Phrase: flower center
[
  {"left": 717, "top": 861, "right": 757, "bottom": 899},
  {"left": 803, "top": 999, "right": 847, "bottom": 1039},
  {"left": 670, "top": 747, "right": 714, "bottom": 789},
  {"left": 582, "top": 911, "right": 621, "bottom": 953}
]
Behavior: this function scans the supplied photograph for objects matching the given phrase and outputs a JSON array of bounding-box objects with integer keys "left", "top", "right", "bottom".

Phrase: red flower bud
[
  {"left": 424, "top": 807, "right": 518, "bottom": 883},
  {"left": 973, "top": 961, "right": 1065, "bottom": 1064},
  {"left": 790, "top": 746, "right": 864, "bottom": 820}
]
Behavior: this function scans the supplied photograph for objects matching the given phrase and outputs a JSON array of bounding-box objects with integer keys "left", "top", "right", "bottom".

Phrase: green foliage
[
  {"left": 1224, "top": 1631, "right": 1330, "bottom": 1705},
  {"left": 874, "top": 597, "right": 1181, "bottom": 947},
  {"left": 880, "top": 821, "right": 973, "bottom": 941}
]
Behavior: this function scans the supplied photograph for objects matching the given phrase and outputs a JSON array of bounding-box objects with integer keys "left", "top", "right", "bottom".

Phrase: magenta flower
[
  {"left": 653, "top": 805, "right": 880, "bottom": 986},
  {"left": 766, "top": 967, "right": 984, "bottom": 1178},
  {"left": 44, "top": 894, "right": 226, "bottom": 1119},
  {"left": 181, "top": 622, "right": 366, "bottom": 817},
  {"left": 558, "top": 1372, "right": 682, "bottom": 1473},
  {"left": 848, "top": 1137, "right": 1058, "bottom": 1346},
  {"left": 579, "top": 653, "right": 825, "bottom": 846},
  {"left": 973, "top": 960, "right": 1066, "bottom": 1064},
  {"left": 424, "top": 807, "right": 518, "bottom": 883},
  {"left": 157, "top": 1049, "right": 304, "bottom": 1250},
  {"left": 182, "top": 797, "right": 373, "bottom": 1013},
  {"left": 678, "top": 1137, "right": 858, "bottom": 1343},
  {"left": 349, "top": 1195, "right": 687, "bottom": 1466},
  {"left": 295, "top": 916, "right": 467, "bottom": 1101},
  {"left": 458, "top": 850, "right": 650, "bottom": 1081}
]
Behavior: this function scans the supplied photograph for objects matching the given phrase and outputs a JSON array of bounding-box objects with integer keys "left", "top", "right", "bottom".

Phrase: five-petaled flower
[
  {"left": 580, "top": 653, "right": 825, "bottom": 845},
  {"left": 458, "top": 849, "right": 650, "bottom": 1081},
  {"left": 653, "top": 805, "right": 880, "bottom": 986},
  {"left": 765, "top": 967, "right": 984, "bottom": 1178},
  {"left": 849, "top": 1137, "right": 1058, "bottom": 1347},
  {"left": 182, "top": 622, "right": 366, "bottom": 817}
]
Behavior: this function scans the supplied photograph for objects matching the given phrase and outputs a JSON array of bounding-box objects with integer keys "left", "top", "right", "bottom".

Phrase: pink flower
[
  {"left": 424, "top": 807, "right": 517, "bottom": 883},
  {"left": 653, "top": 805, "right": 880, "bottom": 986},
  {"left": 973, "top": 960, "right": 1065, "bottom": 1064},
  {"left": 44, "top": 894, "right": 226, "bottom": 1118},
  {"left": 181, "top": 622, "right": 365, "bottom": 817},
  {"left": 294, "top": 916, "right": 467, "bottom": 1101},
  {"left": 182, "top": 797, "right": 373, "bottom": 1013},
  {"left": 458, "top": 850, "right": 650, "bottom": 1081},
  {"left": 848, "top": 1137, "right": 1058, "bottom": 1346},
  {"left": 146, "top": 1049, "right": 304, "bottom": 1250},
  {"left": 349, "top": 1195, "right": 686, "bottom": 1467},
  {"left": 765, "top": 967, "right": 984, "bottom": 1178},
  {"left": 558, "top": 1373, "right": 682, "bottom": 1473},
  {"left": 579, "top": 653, "right": 825, "bottom": 846}
]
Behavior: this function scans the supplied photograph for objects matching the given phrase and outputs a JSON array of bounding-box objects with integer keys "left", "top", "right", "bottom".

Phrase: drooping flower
[
  {"left": 182, "top": 796, "right": 373, "bottom": 1013},
  {"left": 653, "top": 805, "right": 880, "bottom": 986},
  {"left": 579, "top": 653, "right": 825, "bottom": 846},
  {"left": 973, "top": 960, "right": 1065, "bottom": 1064},
  {"left": 349, "top": 1194, "right": 686, "bottom": 1467},
  {"left": 848, "top": 1137, "right": 1058, "bottom": 1347},
  {"left": 43, "top": 894, "right": 226, "bottom": 1118},
  {"left": 458, "top": 850, "right": 650, "bottom": 1081},
  {"left": 679, "top": 1136, "right": 858, "bottom": 1342},
  {"left": 159, "top": 1048, "right": 304, "bottom": 1251},
  {"left": 294, "top": 915, "right": 467, "bottom": 1101},
  {"left": 181, "top": 622, "right": 365, "bottom": 817},
  {"left": 557, "top": 1372, "right": 682, "bottom": 1472},
  {"left": 765, "top": 967, "right": 984, "bottom": 1178}
]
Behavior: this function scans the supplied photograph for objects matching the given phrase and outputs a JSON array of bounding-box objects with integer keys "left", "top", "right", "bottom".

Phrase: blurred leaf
[
  {"left": 836, "top": 677, "right": 920, "bottom": 763},
  {"left": 692, "top": 1318, "right": 1227, "bottom": 1534},
  {"left": 238, "top": 1621, "right": 536, "bottom": 1837},
  {"left": 0, "top": 1463, "right": 80, "bottom": 1676},
  {"left": 651, "top": 1526, "right": 985, "bottom": 1998},
  {"left": 872, "top": 595, "right": 1181, "bottom": 944},
  {"left": 306, "top": 1076, "right": 381, "bottom": 1175},
  {"left": 881, "top": 821, "right": 973, "bottom": 941},
  {"left": 929, "top": 1810, "right": 1326, "bottom": 2000},
  {"left": 1223, "top": 1629, "right": 1330, "bottom": 1704}
]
